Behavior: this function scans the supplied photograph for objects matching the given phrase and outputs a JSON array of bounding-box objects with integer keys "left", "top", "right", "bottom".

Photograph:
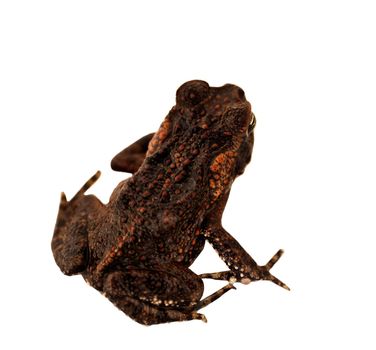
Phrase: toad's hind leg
[
  {"left": 102, "top": 264, "right": 234, "bottom": 325},
  {"left": 111, "top": 133, "right": 154, "bottom": 173},
  {"left": 52, "top": 171, "right": 104, "bottom": 275}
]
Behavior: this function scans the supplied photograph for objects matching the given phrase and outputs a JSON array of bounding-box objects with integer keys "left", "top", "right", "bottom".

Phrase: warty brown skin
[{"left": 51, "top": 80, "right": 289, "bottom": 325}]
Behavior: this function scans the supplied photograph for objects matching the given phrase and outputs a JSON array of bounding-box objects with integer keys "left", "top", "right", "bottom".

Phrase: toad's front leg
[
  {"left": 200, "top": 193, "right": 289, "bottom": 290},
  {"left": 201, "top": 226, "right": 289, "bottom": 290}
]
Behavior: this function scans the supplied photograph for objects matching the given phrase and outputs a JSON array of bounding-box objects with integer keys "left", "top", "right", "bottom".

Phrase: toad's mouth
[{"left": 247, "top": 113, "right": 256, "bottom": 135}]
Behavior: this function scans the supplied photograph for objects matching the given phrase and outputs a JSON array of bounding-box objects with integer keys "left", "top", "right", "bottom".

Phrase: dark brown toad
[{"left": 52, "top": 80, "right": 289, "bottom": 325}]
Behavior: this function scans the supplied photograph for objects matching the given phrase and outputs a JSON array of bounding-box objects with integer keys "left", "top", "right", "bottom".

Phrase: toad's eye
[
  {"left": 176, "top": 80, "right": 209, "bottom": 107},
  {"left": 223, "top": 105, "right": 251, "bottom": 132}
]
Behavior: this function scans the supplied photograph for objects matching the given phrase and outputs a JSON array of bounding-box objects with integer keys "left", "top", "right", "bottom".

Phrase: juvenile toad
[{"left": 52, "top": 80, "right": 289, "bottom": 325}]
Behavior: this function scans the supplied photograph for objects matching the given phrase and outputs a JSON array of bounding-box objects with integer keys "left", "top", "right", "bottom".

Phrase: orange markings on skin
[
  {"left": 209, "top": 151, "right": 236, "bottom": 200},
  {"left": 146, "top": 118, "right": 171, "bottom": 156},
  {"left": 96, "top": 226, "right": 135, "bottom": 273},
  {"left": 210, "top": 151, "right": 235, "bottom": 174}
]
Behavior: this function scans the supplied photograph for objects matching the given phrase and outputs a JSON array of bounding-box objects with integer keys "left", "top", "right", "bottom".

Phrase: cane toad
[{"left": 52, "top": 80, "right": 289, "bottom": 325}]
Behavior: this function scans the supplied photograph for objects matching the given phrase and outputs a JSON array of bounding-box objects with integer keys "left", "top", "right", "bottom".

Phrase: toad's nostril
[{"left": 237, "top": 88, "right": 245, "bottom": 100}]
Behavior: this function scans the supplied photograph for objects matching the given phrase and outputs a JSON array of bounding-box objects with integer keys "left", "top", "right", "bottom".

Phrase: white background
[{"left": 1, "top": 1, "right": 375, "bottom": 349}]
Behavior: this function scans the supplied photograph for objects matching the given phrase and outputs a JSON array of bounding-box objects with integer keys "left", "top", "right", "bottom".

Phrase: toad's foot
[
  {"left": 200, "top": 249, "right": 290, "bottom": 291},
  {"left": 193, "top": 283, "right": 236, "bottom": 311},
  {"left": 69, "top": 170, "right": 101, "bottom": 204}
]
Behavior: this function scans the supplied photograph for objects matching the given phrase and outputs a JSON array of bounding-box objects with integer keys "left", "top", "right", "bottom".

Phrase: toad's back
[{"left": 102, "top": 124, "right": 213, "bottom": 266}]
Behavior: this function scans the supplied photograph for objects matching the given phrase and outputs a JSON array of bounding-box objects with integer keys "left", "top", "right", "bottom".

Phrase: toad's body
[{"left": 52, "top": 80, "right": 288, "bottom": 325}]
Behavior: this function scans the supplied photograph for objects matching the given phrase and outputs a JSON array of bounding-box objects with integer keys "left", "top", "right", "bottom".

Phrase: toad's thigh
[{"left": 103, "top": 264, "right": 203, "bottom": 307}]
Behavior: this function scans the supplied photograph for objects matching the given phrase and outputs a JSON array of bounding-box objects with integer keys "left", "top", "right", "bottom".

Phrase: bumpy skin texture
[{"left": 52, "top": 80, "right": 289, "bottom": 325}]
